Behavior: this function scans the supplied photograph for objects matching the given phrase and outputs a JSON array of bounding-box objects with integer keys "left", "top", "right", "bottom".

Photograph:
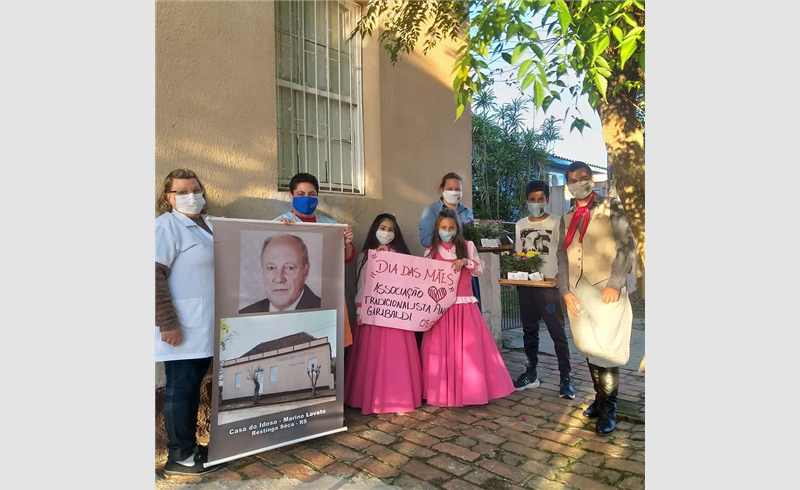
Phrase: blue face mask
[
  {"left": 292, "top": 196, "right": 318, "bottom": 215},
  {"left": 438, "top": 230, "right": 457, "bottom": 243}
]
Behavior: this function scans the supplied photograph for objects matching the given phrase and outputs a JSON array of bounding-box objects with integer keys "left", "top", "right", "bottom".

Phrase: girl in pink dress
[
  {"left": 421, "top": 208, "right": 515, "bottom": 406},
  {"left": 344, "top": 213, "right": 423, "bottom": 414}
]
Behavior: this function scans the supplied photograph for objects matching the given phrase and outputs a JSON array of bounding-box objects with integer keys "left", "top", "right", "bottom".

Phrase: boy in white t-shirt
[{"left": 511, "top": 180, "right": 574, "bottom": 399}]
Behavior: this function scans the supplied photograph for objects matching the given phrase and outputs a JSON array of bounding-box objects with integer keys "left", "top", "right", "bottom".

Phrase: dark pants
[
  {"left": 517, "top": 287, "right": 571, "bottom": 378},
  {"left": 472, "top": 276, "right": 482, "bottom": 312},
  {"left": 163, "top": 357, "right": 212, "bottom": 462}
]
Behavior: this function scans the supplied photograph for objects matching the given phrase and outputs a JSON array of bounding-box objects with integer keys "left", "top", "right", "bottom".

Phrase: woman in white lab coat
[{"left": 155, "top": 169, "right": 219, "bottom": 476}]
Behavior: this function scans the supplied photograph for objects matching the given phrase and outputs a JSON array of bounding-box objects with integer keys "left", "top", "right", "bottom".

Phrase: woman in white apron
[{"left": 155, "top": 169, "right": 219, "bottom": 476}]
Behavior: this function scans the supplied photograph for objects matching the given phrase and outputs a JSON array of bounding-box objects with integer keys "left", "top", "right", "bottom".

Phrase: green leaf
[
  {"left": 595, "top": 56, "right": 610, "bottom": 70},
  {"left": 520, "top": 73, "right": 537, "bottom": 91},
  {"left": 596, "top": 66, "right": 612, "bottom": 77},
  {"left": 533, "top": 79, "right": 546, "bottom": 108},
  {"left": 455, "top": 103, "right": 465, "bottom": 121},
  {"left": 574, "top": 42, "right": 585, "bottom": 60},
  {"left": 501, "top": 52, "right": 513, "bottom": 64},
  {"left": 537, "top": 62, "right": 549, "bottom": 86},
  {"left": 570, "top": 118, "right": 592, "bottom": 134},
  {"left": 520, "top": 23, "right": 540, "bottom": 41},
  {"left": 639, "top": 50, "right": 645, "bottom": 74},
  {"left": 452, "top": 75, "right": 463, "bottom": 93},
  {"left": 530, "top": 43, "right": 546, "bottom": 62},
  {"left": 553, "top": 79, "right": 567, "bottom": 88},
  {"left": 511, "top": 43, "right": 527, "bottom": 64},
  {"left": 557, "top": 63, "right": 568, "bottom": 76},
  {"left": 622, "top": 12, "right": 638, "bottom": 27},
  {"left": 507, "top": 23, "right": 520, "bottom": 39},
  {"left": 588, "top": 90, "right": 599, "bottom": 108},
  {"left": 594, "top": 73, "right": 608, "bottom": 101},
  {"left": 542, "top": 96, "right": 555, "bottom": 112},
  {"left": 619, "top": 38, "right": 637, "bottom": 68},
  {"left": 555, "top": 0, "right": 572, "bottom": 27},
  {"left": 612, "top": 26, "right": 623, "bottom": 43},
  {"left": 517, "top": 59, "right": 534, "bottom": 80},
  {"left": 623, "top": 26, "right": 644, "bottom": 42},
  {"left": 612, "top": 83, "right": 625, "bottom": 97},
  {"left": 593, "top": 34, "right": 610, "bottom": 61}
]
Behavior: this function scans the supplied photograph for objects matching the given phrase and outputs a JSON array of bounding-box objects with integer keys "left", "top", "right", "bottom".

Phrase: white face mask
[
  {"left": 376, "top": 230, "right": 395, "bottom": 245},
  {"left": 567, "top": 181, "right": 593, "bottom": 200},
  {"left": 527, "top": 202, "right": 546, "bottom": 218},
  {"left": 174, "top": 193, "right": 206, "bottom": 215},
  {"left": 443, "top": 190, "right": 462, "bottom": 205}
]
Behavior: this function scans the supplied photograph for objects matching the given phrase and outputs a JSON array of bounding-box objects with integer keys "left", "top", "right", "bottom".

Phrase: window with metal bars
[{"left": 276, "top": 0, "right": 364, "bottom": 194}]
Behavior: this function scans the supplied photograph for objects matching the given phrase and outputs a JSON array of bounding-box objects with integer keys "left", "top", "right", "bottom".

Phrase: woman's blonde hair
[{"left": 156, "top": 168, "right": 208, "bottom": 215}]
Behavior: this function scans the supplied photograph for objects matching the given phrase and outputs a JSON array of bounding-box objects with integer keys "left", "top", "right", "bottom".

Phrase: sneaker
[
  {"left": 559, "top": 377, "right": 576, "bottom": 399},
  {"left": 194, "top": 444, "right": 209, "bottom": 458},
  {"left": 163, "top": 453, "right": 220, "bottom": 477},
  {"left": 513, "top": 372, "right": 540, "bottom": 391}
]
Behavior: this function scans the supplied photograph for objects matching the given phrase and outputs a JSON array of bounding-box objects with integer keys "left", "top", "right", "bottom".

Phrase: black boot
[
  {"left": 595, "top": 367, "right": 619, "bottom": 435},
  {"left": 583, "top": 362, "right": 602, "bottom": 418}
]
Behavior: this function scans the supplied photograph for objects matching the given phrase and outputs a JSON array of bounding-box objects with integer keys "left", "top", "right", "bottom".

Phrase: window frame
[{"left": 275, "top": 0, "right": 365, "bottom": 195}]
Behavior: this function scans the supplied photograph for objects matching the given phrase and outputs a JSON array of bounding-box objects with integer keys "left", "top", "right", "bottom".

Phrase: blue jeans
[
  {"left": 163, "top": 357, "right": 212, "bottom": 462},
  {"left": 517, "top": 287, "right": 571, "bottom": 378}
]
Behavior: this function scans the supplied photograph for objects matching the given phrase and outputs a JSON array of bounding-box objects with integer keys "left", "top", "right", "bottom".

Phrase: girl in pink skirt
[
  {"left": 344, "top": 213, "right": 423, "bottom": 414},
  {"left": 421, "top": 208, "right": 515, "bottom": 406}
]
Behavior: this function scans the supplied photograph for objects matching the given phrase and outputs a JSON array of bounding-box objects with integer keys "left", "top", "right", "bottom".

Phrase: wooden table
[{"left": 498, "top": 278, "right": 557, "bottom": 288}]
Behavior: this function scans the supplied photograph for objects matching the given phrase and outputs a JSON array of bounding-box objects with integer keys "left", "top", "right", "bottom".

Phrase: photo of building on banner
[
  {"left": 208, "top": 218, "right": 347, "bottom": 466},
  {"left": 361, "top": 251, "right": 461, "bottom": 331},
  {"left": 218, "top": 311, "right": 337, "bottom": 426}
]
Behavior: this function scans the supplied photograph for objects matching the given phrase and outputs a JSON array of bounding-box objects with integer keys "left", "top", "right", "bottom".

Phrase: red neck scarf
[
  {"left": 563, "top": 192, "right": 595, "bottom": 250},
  {"left": 292, "top": 211, "right": 319, "bottom": 223}
]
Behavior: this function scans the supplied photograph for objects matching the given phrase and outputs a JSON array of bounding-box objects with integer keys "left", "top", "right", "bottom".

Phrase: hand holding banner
[{"left": 362, "top": 251, "right": 461, "bottom": 332}]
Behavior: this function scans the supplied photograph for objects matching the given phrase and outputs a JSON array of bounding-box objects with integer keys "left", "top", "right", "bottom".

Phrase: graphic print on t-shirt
[{"left": 519, "top": 228, "right": 552, "bottom": 255}]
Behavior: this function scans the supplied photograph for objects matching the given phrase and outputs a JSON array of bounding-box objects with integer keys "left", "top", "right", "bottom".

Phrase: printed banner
[
  {"left": 208, "top": 218, "right": 347, "bottom": 466},
  {"left": 361, "top": 251, "right": 461, "bottom": 332}
]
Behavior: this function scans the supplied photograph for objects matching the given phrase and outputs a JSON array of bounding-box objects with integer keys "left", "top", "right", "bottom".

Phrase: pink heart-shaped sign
[{"left": 428, "top": 286, "right": 447, "bottom": 304}]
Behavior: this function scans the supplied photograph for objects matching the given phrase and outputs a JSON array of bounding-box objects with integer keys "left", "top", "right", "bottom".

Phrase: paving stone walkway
[{"left": 156, "top": 349, "right": 645, "bottom": 489}]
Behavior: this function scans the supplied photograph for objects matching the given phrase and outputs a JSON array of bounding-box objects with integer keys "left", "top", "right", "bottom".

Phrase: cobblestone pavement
[{"left": 157, "top": 349, "right": 645, "bottom": 490}]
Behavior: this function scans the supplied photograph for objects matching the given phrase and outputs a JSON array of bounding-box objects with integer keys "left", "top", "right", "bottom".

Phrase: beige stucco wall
[
  {"left": 222, "top": 343, "right": 333, "bottom": 400},
  {"left": 156, "top": 1, "right": 471, "bottom": 388}
]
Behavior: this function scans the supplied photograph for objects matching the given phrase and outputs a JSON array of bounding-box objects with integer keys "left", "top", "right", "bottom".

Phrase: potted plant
[
  {"left": 500, "top": 250, "right": 544, "bottom": 279},
  {"left": 463, "top": 219, "right": 509, "bottom": 248}
]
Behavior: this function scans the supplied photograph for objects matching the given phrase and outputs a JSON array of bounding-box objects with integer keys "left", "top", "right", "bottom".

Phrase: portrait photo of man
[{"left": 239, "top": 233, "right": 322, "bottom": 314}]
